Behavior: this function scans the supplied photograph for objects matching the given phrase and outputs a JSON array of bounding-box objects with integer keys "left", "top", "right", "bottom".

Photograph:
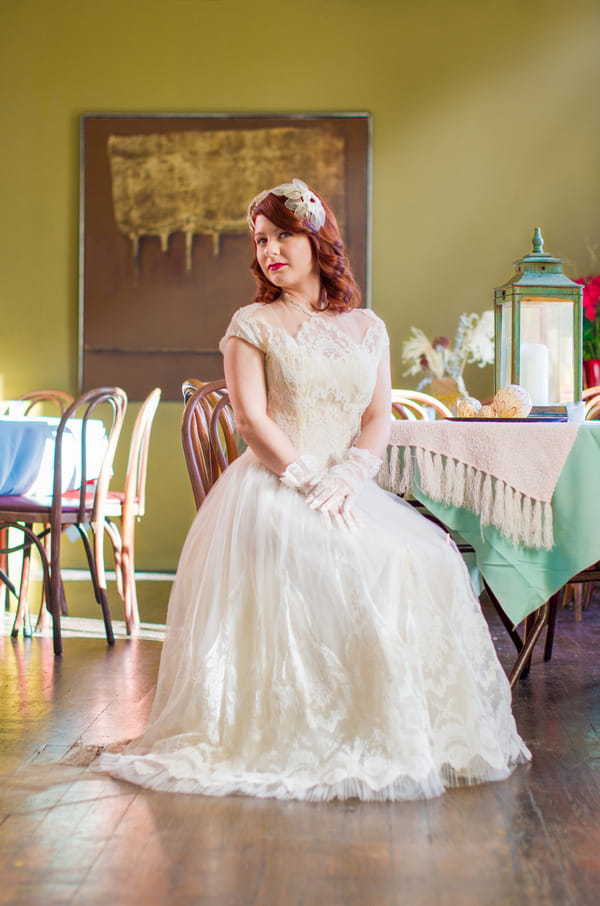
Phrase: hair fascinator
[{"left": 247, "top": 178, "right": 326, "bottom": 231}]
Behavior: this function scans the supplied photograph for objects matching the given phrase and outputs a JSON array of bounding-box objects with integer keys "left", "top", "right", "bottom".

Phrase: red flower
[
  {"left": 432, "top": 336, "right": 450, "bottom": 350},
  {"left": 575, "top": 275, "right": 600, "bottom": 321}
]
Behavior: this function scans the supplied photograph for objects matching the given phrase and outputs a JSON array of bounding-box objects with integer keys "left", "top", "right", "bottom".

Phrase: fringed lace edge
[{"left": 380, "top": 447, "right": 554, "bottom": 550}]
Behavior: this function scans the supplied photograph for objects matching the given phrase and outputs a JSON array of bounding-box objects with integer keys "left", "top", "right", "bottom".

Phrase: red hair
[{"left": 248, "top": 190, "right": 361, "bottom": 311}]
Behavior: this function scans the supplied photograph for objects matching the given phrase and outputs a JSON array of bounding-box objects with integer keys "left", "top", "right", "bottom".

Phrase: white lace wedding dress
[{"left": 100, "top": 304, "right": 530, "bottom": 800}]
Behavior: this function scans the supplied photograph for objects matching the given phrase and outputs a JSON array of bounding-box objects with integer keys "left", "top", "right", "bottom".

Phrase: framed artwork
[{"left": 79, "top": 113, "right": 371, "bottom": 400}]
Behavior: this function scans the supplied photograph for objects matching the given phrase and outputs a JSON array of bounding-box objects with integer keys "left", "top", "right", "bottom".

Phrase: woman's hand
[
  {"left": 279, "top": 455, "right": 323, "bottom": 494},
  {"left": 305, "top": 448, "right": 382, "bottom": 531}
]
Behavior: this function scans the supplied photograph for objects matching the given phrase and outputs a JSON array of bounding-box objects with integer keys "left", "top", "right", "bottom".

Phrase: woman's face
[{"left": 253, "top": 215, "right": 319, "bottom": 291}]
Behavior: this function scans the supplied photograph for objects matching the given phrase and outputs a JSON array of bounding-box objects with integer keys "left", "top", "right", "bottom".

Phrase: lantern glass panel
[
  {"left": 498, "top": 300, "right": 512, "bottom": 389},
  {"left": 519, "top": 298, "right": 574, "bottom": 404}
]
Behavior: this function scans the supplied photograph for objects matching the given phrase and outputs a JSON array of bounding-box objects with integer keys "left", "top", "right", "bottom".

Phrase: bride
[{"left": 100, "top": 178, "right": 530, "bottom": 800}]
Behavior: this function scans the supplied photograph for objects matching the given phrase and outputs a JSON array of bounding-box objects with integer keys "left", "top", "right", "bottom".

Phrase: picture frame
[{"left": 79, "top": 113, "right": 371, "bottom": 400}]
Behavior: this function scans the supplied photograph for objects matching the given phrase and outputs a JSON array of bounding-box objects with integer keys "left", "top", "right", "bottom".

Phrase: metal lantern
[{"left": 494, "top": 228, "right": 583, "bottom": 414}]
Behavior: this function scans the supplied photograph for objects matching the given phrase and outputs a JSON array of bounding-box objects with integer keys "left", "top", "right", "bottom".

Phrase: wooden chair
[
  {"left": 1, "top": 390, "right": 74, "bottom": 614},
  {"left": 0, "top": 387, "right": 127, "bottom": 655},
  {"left": 391, "top": 389, "right": 453, "bottom": 420},
  {"left": 182, "top": 378, "right": 203, "bottom": 403},
  {"left": 18, "top": 389, "right": 74, "bottom": 415},
  {"left": 583, "top": 385, "right": 600, "bottom": 420},
  {"left": 102, "top": 388, "right": 162, "bottom": 631},
  {"left": 181, "top": 380, "right": 239, "bottom": 510}
]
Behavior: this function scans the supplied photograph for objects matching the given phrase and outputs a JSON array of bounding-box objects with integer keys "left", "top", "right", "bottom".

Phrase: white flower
[{"left": 459, "top": 310, "right": 495, "bottom": 367}]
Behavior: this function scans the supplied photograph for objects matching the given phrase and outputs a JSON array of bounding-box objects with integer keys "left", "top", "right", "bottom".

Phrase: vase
[
  {"left": 429, "top": 377, "right": 464, "bottom": 415},
  {"left": 583, "top": 359, "right": 600, "bottom": 390}
]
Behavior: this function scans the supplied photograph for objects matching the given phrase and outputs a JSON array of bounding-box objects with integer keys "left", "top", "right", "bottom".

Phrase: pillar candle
[{"left": 520, "top": 342, "right": 549, "bottom": 404}]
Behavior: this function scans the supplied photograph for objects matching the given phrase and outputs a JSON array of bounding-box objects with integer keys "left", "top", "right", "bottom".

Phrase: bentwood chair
[
  {"left": 0, "top": 387, "right": 127, "bottom": 655},
  {"left": 182, "top": 378, "right": 203, "bottom": 404},
  {"left": 391, "top": 389, "right": 453, "bottom": 420},
  {"left": 181, "top": 380, "right": 239, "bottom": 510},
  {"left": 18, "top": 389, "right": 74, "bottom": 415},
  {"left": 0, "top": 390, "right": 74, "bottom": 615},
  {"left": 102, "top": 388, "right": 162, "bottom": 631},
  {"left": 583, "top": 385, "right": 600, "bottom": 420}
]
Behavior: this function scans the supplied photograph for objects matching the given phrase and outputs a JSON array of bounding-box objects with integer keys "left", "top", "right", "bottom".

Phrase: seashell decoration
[
  {"left": 451, "top": 384, "right": 532, "bottom": 419},
  {"left": 456, "top": 396, "right": 482, "bottom": 418},
  {"left": 492, "top": 384, "right": 532, "bottom": 419}
]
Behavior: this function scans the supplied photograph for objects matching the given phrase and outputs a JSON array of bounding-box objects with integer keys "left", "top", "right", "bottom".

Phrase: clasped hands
[{"left": 280, "top": 448, "right": 382, "bottom": 531}]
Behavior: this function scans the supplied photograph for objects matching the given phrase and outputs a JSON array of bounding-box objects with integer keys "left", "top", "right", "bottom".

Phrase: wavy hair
[{"left": 248, "top": 190, "right": 361, "bottom": 311}]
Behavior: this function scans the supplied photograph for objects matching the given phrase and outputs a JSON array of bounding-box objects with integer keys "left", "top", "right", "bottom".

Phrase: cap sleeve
[
  {"left": 219, "top": 304, "right": 268, "bottom": 355},
  {"left": 361, "top": 309, "right": 390, "bottom": 359}
]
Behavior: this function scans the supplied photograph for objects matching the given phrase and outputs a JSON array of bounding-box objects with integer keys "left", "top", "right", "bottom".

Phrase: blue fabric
[{"left": 0, "top": 417, "right": 58, "bottom": 496}]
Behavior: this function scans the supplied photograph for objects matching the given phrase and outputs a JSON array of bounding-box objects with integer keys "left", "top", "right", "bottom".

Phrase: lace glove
[
  {"left": 305, "top": 447, "right": 382, "bottom": 531},
  {"left": 279, "top": 454, "right": 323, "bottom": 495}
]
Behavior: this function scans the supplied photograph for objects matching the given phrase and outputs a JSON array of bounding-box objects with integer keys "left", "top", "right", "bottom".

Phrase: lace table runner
[{"left": 381, "top": 420, "right": 579, "bottom": 550}]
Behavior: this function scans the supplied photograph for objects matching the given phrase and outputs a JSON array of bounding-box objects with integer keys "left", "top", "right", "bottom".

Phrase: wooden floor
[{"left": 1, "top": 593, "right": 599, "bottom": 906}]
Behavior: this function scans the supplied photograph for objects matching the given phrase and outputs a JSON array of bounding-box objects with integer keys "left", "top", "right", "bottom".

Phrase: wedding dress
[{"left": 100, "top": 304, "right": 530, "bottom": 800}]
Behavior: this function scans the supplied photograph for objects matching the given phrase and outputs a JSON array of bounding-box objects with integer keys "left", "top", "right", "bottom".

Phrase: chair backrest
[
  {"left": 18, "top": 389, "right": 74, "bottom": 415},
  {"left": 52, "top": 387, "right": 128, "bottom": 526},
  {"left": 583, "top": 385, "right": 600, "bottom": 419},
  {"left": 122, "top": 388, "right": 162, "bottom": 516},
  {"left": 181, "top": 379, "right": 238, "bottom": 509},
  {"left": 391, "top": 389, "right": 453, "bottom": 420},
  {"left": 182, "top": 378, "right": 204, "bottom": 403}
]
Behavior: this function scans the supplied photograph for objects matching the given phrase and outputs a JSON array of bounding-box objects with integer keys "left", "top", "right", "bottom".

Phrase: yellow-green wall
[{"left": 2, "top": 0, "right": 599, "bottom": 619}]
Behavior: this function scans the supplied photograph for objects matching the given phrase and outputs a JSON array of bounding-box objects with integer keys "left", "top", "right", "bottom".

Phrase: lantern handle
[{"left": 532, "top": 227, "right": 544, "bottom": 254}]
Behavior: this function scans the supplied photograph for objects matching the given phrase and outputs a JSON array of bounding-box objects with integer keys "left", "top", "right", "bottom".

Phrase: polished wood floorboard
[{"left": 1, "top": 594, "right": 599, "bottom": 905}]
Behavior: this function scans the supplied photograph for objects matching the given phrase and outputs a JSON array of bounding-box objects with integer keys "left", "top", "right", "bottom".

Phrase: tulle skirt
[{"left": 99, "top": 450, "right": 530, "bottom": 800}]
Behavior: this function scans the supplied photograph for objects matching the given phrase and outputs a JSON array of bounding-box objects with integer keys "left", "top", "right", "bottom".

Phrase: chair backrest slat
[{"left": 122, "top": 388, "right": 162, "bottom": 516}]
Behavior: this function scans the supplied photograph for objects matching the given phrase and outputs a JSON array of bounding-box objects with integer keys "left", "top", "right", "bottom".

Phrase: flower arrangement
[
  {"left": 401, "top": 310, "right": 495, "bottom": 396},
  {"left": 575, "top": 274, "right": 600, "bottom": 360}
]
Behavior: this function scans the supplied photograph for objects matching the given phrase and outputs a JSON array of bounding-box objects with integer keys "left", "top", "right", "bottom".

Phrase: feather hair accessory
[{"left": 247, "top": 178, "right": 326, "bottom": 231}]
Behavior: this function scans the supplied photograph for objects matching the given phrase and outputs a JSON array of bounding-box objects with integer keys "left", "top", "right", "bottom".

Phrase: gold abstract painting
[{"left": 108, "top": 127, "right": 346, "bottom": 272}]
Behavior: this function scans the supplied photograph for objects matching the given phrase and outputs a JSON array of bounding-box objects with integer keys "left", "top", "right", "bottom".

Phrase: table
[
  {"left": 383, "top": 420, "right": 600, "bottom": 627},
  {"left": 0, "top": 416, "right": 108, "bottom": 498}
]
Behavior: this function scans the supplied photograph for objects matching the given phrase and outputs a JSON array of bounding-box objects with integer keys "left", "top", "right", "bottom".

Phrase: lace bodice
[{"left": 220, "top": 303, "right": 389, "bottom": 462}]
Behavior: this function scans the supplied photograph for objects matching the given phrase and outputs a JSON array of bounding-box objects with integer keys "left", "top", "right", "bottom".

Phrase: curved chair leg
[
  {"left": 2, "top": 523, "right": 54, "bottom": 650},
  {"left": 0, "top": 527, "right": 10, "bottom": 611},
  {"left": 12, "top": 529, "right": 33, "bottom": 638},
  {"left": 104, "top": 518, "right": 130, "bottom": 632},
  {"left": 121, "top": 513, "right": 140, "bottom": 629},
  {"left": 72, "top": 523, "right": 114, "bottom": 645}
]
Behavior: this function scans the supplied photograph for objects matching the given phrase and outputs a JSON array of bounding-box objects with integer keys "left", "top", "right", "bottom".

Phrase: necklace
[{"left": 283, "top": 293, "right": 321, "bottom": 317}]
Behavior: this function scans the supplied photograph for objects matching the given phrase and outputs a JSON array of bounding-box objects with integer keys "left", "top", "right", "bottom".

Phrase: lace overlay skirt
[{"left": 100, "top": 450, "right": 530, "bottom": 800}]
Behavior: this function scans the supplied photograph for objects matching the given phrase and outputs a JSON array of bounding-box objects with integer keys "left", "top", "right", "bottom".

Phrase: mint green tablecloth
[{"left": 391, "top": 423, "right": 600, "bottom": 626}]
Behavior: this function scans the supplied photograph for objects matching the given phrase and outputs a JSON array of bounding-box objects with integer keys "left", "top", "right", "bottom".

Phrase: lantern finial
[{"left": 532, "top": 227, "right": 544, "bottom": 254}]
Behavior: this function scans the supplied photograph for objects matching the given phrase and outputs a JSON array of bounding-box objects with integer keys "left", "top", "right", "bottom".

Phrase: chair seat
[{"left": 0, "top": 494, "right": 122, "bottom": 520}]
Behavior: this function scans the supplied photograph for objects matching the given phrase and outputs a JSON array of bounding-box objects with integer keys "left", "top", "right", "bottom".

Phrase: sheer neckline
[{"left": 256, "top": 307, "right": 379, "bottom": 348}]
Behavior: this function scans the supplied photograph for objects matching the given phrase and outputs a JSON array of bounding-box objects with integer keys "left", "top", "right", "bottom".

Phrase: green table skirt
[{"left": 393, "top": 424, "right": 600, "bottom": 626}]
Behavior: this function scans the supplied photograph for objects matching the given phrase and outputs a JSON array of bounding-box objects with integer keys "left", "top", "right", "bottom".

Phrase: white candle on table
[{"left": 520, "top": 342, "right": 549, "bottom": 404}]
